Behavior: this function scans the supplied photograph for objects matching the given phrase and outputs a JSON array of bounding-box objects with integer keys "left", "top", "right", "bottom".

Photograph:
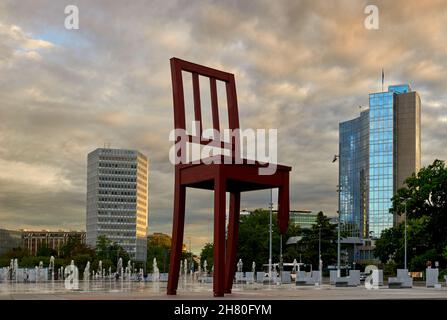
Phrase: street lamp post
[
  {"left": 404, "top": 201, "right": 407, "bottom": 270},
  {"left": 188, "top": 237, "right": 192, "bottom": 275},
  {"left": 333, "top": 155, "right": 341, "bottom": 277},
  {"left": 398, "top": 197, "right": 409, "bottom": 270},
  {"left": 318, "top": 226, "right": 321, "bottom": 265},
  {"left": 337, "top": 217, "right": 340, "bottom": 277},
  {"left": 268, "top": 189, "right": 273, "bottom": 283},
  {"left": 280, "top": 234, "right": 283, "bottom": 272},
  {"left": 318, "top": 226, "right": 322, "bottom": 284}
]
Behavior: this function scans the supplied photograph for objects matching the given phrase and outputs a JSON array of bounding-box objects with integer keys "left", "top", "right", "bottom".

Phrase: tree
[
  {"left": 374, "top": 225, "right": 403, "bottom": 264},
  {"left": 391, "top": 159, "right": 447, "bottom": 252},
  {"left": 200, "top": 243, "right": 213, "bottom": 267},
  {"left": 376, "top": 159, "right": 447, "bottom": 270},
  {"left": 36, "top": 245, "right": 57, "bottom": 257},
  {"left": 59, "top": 236, "right": 95, "bottom": 260},
  {"left": 1, "top": 247, "right": 29, "bottom": 260},
  {"left": 96, "top": 235, "right": 112, "bottom": 260},
  {"left": 236, "top": 209, "right": 301, "bottom": 271},
  {"left": 147, "top": 236, "right": 170, "bottom": 273},
  {"left": 94, "top": 235, "right": 130, "bottom": 272},
  {"left": 297, "top": 211, "right": 337, "bottom": 269}
]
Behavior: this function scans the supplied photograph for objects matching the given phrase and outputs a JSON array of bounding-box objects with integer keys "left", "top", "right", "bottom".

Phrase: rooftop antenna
[{"left": 381, "top": 68, "right": 384, "bottom": 92}]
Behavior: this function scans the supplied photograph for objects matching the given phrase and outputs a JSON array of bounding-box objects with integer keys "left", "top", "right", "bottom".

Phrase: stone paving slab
[{"left": 0, "top": 282, "right": 446, "bottom": 300}]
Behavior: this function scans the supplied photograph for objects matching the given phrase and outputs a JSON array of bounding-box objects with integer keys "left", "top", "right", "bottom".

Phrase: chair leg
[
  {"left": 213, "top": 175, "right": 226, "bottom": 297},
  {"left": 225, "top": 191, "right": 240, "bottom": 293},
  {"left": 277, "top": 174, "right": 290, "bottom": 234},
  {"left": 167, "top": 181, "right": 186, "bottom": 295}
]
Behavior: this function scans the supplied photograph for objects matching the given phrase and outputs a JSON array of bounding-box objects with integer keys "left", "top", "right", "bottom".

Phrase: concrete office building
[
  {"left": 339, "top": 84, "right": 421, "bottom": 239},
  {"left": 86, "top": 148, "right": 149, "bottom": 262}
]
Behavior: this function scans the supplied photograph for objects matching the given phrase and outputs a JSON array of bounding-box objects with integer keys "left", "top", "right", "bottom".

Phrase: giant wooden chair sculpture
[{"left": 167, "top": 57, "right": 291, "bottom": 297}]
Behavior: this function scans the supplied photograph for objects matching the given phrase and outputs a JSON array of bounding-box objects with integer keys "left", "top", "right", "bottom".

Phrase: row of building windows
[
  {"left": 98, "top": 209, "right": 136, "bottom": 215},
  {"left": 99, "top": 161, "right": 137, "bottom": 167},
  {"left": 99, "top": 169, "right": 136, "bottom": 175},
  {"left": 98, "top": 203, "right": 136, "bottom": 209},
  {"left": 97, "top": 231, "right": 135, "bottom": 237},
  {"left": 370, "top": 143, "right": 393, "bottom": 153},
  {"left": 98, "top": 197, "right": 136, "bottom": 203},
  {"left": 370, "top": 119, "right": 393, "bottom": 129},
  {"left": 98, "top": 183, "right": 136, "bottom": 189},
  {"left": 369, "top": 167, "right": 393, "bottom": 175},
  {"left": 369, "top": 93, "right": 393, "bottom": 103},
  {"left": 99, "top": 155, "right": 136, "bottom": 161},
  {"left": 99, "top": 223, "right": 136, "bottom": 228},
  {"left": 99, "top": 176, "right": 137, "bottom": 183},
  {"left": 369, "top": 179, "right": 393, "bottom": 188},
  {"left": 98, "top": 228, "right": 135, "bottom": 239},
  {"left": 99, "top": 190, "right": 136, "bottom": 196},
  {"left": 369, "top": 132, "right": 393, "bottom": 142},
  {"left": 98, "top": 218, "right": 136, "bottom": 224}
]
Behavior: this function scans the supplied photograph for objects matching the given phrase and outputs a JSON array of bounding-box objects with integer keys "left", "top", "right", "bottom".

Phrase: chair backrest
[{"left": 170, "top": 57, "right": 240, "bottom": 163}]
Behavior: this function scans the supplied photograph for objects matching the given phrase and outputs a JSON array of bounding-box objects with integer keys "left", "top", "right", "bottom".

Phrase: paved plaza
[{"left": 1, "top": 280, "right": 446, "bottom": 300}]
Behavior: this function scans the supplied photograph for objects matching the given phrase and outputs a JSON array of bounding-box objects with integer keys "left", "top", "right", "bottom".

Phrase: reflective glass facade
[
  {"left": 368, "top": 92, "right": 394, "bottom": 238},
  {"left": 339, "top": 84, "right": 420, "bottom": 239},
  {"left": 339, "top": 111, "right": 369, "bottom": 238},
  {"left": 289, "top": 211, "right": 318, "bottom": 229},
  {"left": 388, "top": 84, "right": 410, "bottom": 94}
]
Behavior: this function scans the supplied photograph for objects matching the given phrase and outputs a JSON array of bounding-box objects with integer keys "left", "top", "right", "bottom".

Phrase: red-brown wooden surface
[{"left": 167, "top": 57, "right": 291, "bottom": 297}]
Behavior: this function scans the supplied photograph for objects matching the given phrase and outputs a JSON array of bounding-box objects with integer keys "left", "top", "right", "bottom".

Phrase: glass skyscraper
[
  {"left": 339, "top": 110, "right": 369, "bottom": 238},
  {"left": 339, "top": 84, "right": 421, "bottom": 239}
]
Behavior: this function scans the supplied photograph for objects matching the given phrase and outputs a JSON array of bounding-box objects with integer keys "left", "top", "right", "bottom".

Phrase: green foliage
[
  {"left": 383, "top": 260, "right": 397, "bottom": 276},
  {"left": 36, "top": 245, "right": 57, "bottom": 257},
  {"left": 19, "top": 256, "right": 50, "bottom": 268},
  {"left": 439, "top": 268, "right": 447, "bottom": 282},
  {"left": 96, "top": 235, "right": 112, "bottom": 260},
  {"left": 59, "top": 236, "right": 95, "bottom": 260},
  {"left": 200, "top": 243, "right": 213, "bottom": 267},
  {"left": 374, "top": 225, "right": 403, "bottom": 264},
  {"left": 391, "top": 159, "right": 447, "bottom": 251},
  {"left": 0, "top": 258, "right": 10, "bottom": 267},
  {"left": 2, "top": 247, "right": 29, "bottom": 260},
  {"left": 236, "top": 209, "right": 301, "bottom": 271},
  {"left": 146, "top": 235, "right": 170, "bottom": 273},
  {"left": 409, "top": 249, "right": 437, "bottom": 271},
  {"left": 95, "top": 235, "right": 130, "bottom": 270},
  {"left": 376, "top": 159, "right": 447, "bottom": 271},
  {"left": 297, "top": 211, "right": 337, "bottom": 269}
]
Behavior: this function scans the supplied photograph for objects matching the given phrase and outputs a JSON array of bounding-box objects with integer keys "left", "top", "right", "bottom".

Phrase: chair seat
[{"left": 177, "top": 156, "right": 291, "bottom": 192}]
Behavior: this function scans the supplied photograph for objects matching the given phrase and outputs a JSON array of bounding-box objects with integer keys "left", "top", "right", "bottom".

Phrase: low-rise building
[{"left": 22, "top": 230, "right": 86, "bottom": 256}]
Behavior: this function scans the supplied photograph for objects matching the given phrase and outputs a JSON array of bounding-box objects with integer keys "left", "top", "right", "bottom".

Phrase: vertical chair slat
[
  {"left": 210, "top": 78, "right": 220, "bottom": 132},
  {"left": 192, "top": 72, "right": 202, "bottom": 137}
]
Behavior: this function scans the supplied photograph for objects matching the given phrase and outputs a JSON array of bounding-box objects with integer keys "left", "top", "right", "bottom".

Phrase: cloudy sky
[{"left": 1, "top": 0, "right": 446, "bottom": 253}]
